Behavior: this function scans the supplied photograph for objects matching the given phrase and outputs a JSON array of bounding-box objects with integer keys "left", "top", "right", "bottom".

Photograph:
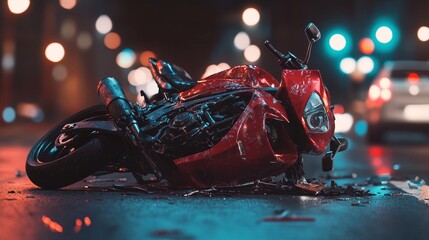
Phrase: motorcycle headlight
[{"left": 303, "top": 92, "right": 329, "bottom": 133}]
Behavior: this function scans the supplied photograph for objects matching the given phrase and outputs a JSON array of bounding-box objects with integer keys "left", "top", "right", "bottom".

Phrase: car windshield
[{"left": 391, "top": 69, "right": 429, "bottom": 79}]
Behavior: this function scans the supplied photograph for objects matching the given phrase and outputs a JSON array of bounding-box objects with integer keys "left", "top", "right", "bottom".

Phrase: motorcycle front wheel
[{"left": 26, "top": 105, "right": 125, "bottom": 189}]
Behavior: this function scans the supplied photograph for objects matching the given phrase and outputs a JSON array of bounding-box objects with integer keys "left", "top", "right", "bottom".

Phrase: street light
[
  {"left": 7, "top": 0, "right": 30, "bottom": 14},
  {"left": 417, "top": 26, "right": 429, "bottom": 42},
  {"left": 242, "top": 8, "right": 260, "bottom": 26},
  {"left": 329, "top": 34, "right": 347, "bottom": 51},
  {"left": 375, "top": 26, "right": 393, "bottom": 44}
]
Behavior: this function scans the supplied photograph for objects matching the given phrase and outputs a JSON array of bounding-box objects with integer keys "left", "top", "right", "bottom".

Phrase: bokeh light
[
  {"left": 357, "top": 56, "right": 374, "bottom": 74},
  {"left": 128, "top": 67, "right": 152, "bottom": 86},
  {"left": 369, "top": 85, "right": 381, "bottom": 100},
  {"left": 380, "top": 89, "right": 392, "bottom": 101},
  {"left": 77, "top": 32, "right": 92, "bottom": 50},
  {"left": 139, "top": 51, "right": 156, "bottom": 66},
  {"left": 95, "top": 15, "right": 113, "bottom": 34},
  {"left": 217, "top": 62, "right": 230, "bottom": 71},
  {"left": 354, "top": 120, "right": 368, "bottom": 137},
  {"left": 104, "top": 32, "right": 121, "bottom": 50},
  {"left": 244, "top": 45, "right": 261, "bottom": 62},
  {"left": 45, "top": 42, "right": 65, "bottom": 63},
  {"left": 375, "top": 26, "right": 393, "bottom": 43},
  {"left": 52, "top": 64, "right": 68, "bottom": 81},
  {"left": 202, "top": 63, "right": 231, "bottom": 78},
  {"left": 2, "top": 54, "right": 15, "bottom": 71},
  {"left": 116, "top": 48, "right": 136, "bottom": 68},
  {"left": 2, "top": 107, "right": 16, "bottom": 123},
  {"left": 61, "top": 19, "right": 76, "bottom": 40},
  {"left": 340, "top": 57, "right": 356, "bottom": 74},
  {"left": 329, "top": 34, "right": 346, "bottom": 51},
  {"left": 136, "top": 80, "right": 159, "bottom": 103},
  {"left": 7, "top": 0, "right": 30, "bottom": 14},
  {"left": 379, "top": 77, "right": 391, "bottom": 89},
  {"left": 242, "top": 8, "right": 260, "bottom": 26},
  {"left": 334, "top": 113, "right": 354, "bottom": 133},
  {"left": 59, "top": 0, "right": 77, "bottom": 10},
  {"left": 234, "top": 32, "right": 250, "bottom": 50},
  {"left": 17, "top": 103, "right": 44, "bottom": 122},
  {"left": 359, "top": 38, "right": 375, "bottom": 55},
  {"left": 417, "top": 26, "right": 429, "bottom": 42},
  {"left": 409, "top": 85, "right": 420, "bottom": 96}
]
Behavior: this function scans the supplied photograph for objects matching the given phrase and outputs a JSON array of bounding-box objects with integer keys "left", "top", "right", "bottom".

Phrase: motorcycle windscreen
[{"left": 276, "top": 69, "right": 335, "bottom": 154}]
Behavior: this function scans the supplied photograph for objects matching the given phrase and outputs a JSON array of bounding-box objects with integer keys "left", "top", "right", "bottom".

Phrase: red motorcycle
[{"left": 26, "top": 23, "right": 347, "bottom": 189}]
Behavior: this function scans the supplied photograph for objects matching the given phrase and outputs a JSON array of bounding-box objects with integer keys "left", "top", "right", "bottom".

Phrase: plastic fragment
[{"left": 263, "top": 210, "right": 315, "bottom": 222}]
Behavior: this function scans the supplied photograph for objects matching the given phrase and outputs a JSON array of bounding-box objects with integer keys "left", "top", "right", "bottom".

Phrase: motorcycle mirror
[
  {"left": 303, "top": 23, "right": 321, "bottom": 65},
  {"left": 305, "top": 23, "right": 321, "bottom": 43}
]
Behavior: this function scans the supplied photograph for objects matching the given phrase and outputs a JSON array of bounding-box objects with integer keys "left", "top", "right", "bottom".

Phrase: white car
[{"left": 366, "top": 61, "right": 429, "bottom": 143}]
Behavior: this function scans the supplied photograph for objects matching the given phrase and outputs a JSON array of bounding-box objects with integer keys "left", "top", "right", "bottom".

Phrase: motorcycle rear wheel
[{"left": 26, "top": 105, "right": 125, "bottom": 189}]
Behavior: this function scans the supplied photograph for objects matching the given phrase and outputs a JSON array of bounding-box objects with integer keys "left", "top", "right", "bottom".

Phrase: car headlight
[{"left": 304, "top": 92, "right": 329, "bottom": 133}]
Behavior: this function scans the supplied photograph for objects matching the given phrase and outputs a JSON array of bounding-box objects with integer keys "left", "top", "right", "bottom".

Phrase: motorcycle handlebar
[{"left": 264, "top": 40, "right": 308, "bottom": 70}]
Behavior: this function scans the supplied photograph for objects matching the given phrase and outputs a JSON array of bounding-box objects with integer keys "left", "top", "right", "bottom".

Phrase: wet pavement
[{"left": 1, "top": 123, "right": 429, "bottom": 240}]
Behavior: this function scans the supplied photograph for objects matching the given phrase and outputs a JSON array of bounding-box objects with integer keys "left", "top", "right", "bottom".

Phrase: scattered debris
[
  {"left": 81, "top": 177, "right": 373, "bottom": 197},
  {"left": 83, "top": 184, "right": 151, "bottom": 193},
  {"left": 351, "top": 200, "right": 371, "bottom": 206},
  {"left": 263, "top": 210, "right": 315, "bottom": 222},
  {"left": 326, "top": 173, "right": 357, "bottom": 179},
  {"left": 16, "top": 170, "right": 22, "bottom": 178},
  {"left": 384, "top": 193, "right": 403, "bottom": 197},
  {"left": 318, "top": 185, "right": 372, "bottom": 196},
  {"left": 336, "top": 198, "right": 350, "bottom": 201},
  {"left": 26, "top": 195, "right": 35, "bottom": 199},
  {"left": 85, "top": 177, "right": 128, "bottom": 183},
  {"left": 407, "top": 177, "right": 426, "bottom": 189},
  {"left": 390, "top": 179, "right": 429, "bottom": 205}
]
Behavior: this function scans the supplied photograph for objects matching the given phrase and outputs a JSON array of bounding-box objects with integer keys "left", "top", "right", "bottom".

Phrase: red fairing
[
  {"left": 173, "top": 89, "right": 298, "bottom": 188},
  {"left": 278, "top": 69, "right": 335, "bottom": 154},
  {"left": 179, "top": 65, "right": 279, "bottom": 101}
]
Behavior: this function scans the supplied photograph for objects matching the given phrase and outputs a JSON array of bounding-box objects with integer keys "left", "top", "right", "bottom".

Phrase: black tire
[{"left": 26, "top": 105, "right": 125, "bottom": 189}]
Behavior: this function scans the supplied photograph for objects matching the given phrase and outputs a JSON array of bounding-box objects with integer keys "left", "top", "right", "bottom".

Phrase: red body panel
[
  {"left": 179, "top": 65, "right": 279, "bottom": 101},
  {"left": 277, "top": 69, "right": 335, "bottom": 154},
  {"left": 168, "top": 66, "right": 333, "bottom": 187},
  {"left": 174, "top": 89, "right": 298, "bottom": 187}
]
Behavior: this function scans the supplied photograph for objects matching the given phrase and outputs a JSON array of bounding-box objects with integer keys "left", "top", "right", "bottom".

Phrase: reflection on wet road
[{"left": 1, "top": 132, "right": 429, "bottom": 240}]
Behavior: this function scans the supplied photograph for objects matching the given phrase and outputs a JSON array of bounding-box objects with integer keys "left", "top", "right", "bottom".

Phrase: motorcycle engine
[{"left": 150, "top": 93, "right": 252, "bottom": 158}]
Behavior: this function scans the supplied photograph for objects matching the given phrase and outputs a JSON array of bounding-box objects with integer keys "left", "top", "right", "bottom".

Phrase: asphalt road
[{"left": 1, "top": 123, "right": 429, "bottom": 240}]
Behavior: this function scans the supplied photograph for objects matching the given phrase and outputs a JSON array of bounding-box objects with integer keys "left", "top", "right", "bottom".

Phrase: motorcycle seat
[{"left": 148, "top": 58, "right": 196, "bottom": 93}]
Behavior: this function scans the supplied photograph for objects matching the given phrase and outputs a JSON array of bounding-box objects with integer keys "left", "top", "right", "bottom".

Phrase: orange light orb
[
  {"left": 104, "top": 32, "right": 121, "bottom": 50},
  {"left": 59, "top": 0, "right": 77, "bottom": 9},
  {"left": 358, "top": 38, "right": 375, "bottom": 55},
  {"left": 139, "top": 51, "right": 156, "bottom": 66}
]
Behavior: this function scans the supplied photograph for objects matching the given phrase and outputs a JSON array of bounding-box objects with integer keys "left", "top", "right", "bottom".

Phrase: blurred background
[{"left": 1, "top": 0, "right": 429, "bottom": 141}]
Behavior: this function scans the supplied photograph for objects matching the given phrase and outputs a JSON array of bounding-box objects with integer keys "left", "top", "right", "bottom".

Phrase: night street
[
  {"left": 2, "top": 1, "right": 429, "bottom": 240},
  {"left": 1, "top": 124, "right": 429, "bottom": 240}
]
